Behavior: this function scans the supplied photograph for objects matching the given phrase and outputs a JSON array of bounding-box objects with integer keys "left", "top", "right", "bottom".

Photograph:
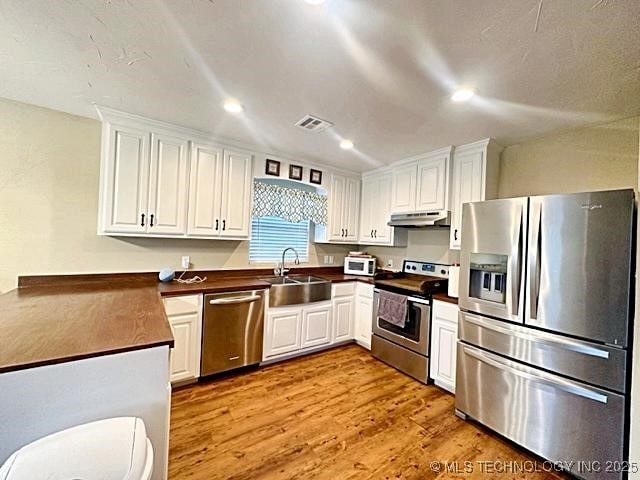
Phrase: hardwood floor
[{"left": 169, "top": 345, "right": 566, "bottom": 480}]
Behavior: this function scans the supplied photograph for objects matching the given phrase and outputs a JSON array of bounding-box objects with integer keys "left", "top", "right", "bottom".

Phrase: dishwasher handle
[{"left": 209, "top": 295, "right": 261, "bottom": 305}]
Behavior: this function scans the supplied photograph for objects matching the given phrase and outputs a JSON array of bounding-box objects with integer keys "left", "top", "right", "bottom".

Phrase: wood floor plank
[{"left": 169, "top": 344, "right": 567, "bottom": 480}]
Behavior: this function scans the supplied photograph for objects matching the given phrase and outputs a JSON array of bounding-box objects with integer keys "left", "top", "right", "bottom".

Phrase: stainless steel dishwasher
[{"left": 201, "top": 289, "right": 265, "bottom": 376}]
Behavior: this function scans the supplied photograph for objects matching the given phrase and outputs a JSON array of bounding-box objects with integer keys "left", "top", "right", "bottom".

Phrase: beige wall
[
  {"left": 366, "top": 230, "right": 458, "bottom": 271},
  {"left": 0, "top": 98, "right": 352, "bottom": 293},
  {"left": 499, "top": 116, "right": 639, "bottom": 198}
]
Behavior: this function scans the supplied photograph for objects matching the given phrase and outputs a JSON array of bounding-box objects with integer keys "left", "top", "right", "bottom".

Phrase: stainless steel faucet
[{"left": 275, "top": 247, "right": 300, "bottom": 277}]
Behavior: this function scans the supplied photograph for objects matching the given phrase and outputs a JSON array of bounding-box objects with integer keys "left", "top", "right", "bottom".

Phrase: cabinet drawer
[
  {"left": 433, "top": 299, "right": 458, "bottom": 323},
  {"left": 356, "top": 282, "right": 374, "bottom": 299},
  {"left": 332, "top": 282, "right": 356, "bottom": 297},
  {"left": 163, "top": 295, "right": 201, "bottom": 316}
]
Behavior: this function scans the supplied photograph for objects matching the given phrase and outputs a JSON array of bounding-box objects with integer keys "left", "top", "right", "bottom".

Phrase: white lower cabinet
[
  {"left": 331, "top": 282, "right": 356, "bottom": 343},
  {"left": 302, "top": 303, "right": 332, "bottom": 348},
  {"left": 332, "top": 296, "right": 354, "bottom": 343},
  {"left": 354, "top": 283, "right": 374, "bottom": 350},
  {"left": 264, "top": 283, "right": 364, "bottom": 362},
  {"left": 266, "top": 307, "right": 302, "bottom": 356},
  {"left": 264, "top": 301, "right": 332, "bottom": 360},
  {"left": 163, "top": 295, "right": 202, "bottom": 384},
  {"left": 429, "top": 299, "right": 459, "bottom": 393}
]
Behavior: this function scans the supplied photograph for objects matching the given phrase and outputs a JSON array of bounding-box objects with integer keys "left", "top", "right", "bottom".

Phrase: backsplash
[{"left": 366, "top": 229, "right": 459, "bottom": 270}]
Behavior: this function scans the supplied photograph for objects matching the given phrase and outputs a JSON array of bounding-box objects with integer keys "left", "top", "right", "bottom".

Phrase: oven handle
[
  {"left": 373, "top": 289, "right": 431, "bottom": 306},
  {"left": 407, "top": 296, "right": 431, "bottom": 306}
]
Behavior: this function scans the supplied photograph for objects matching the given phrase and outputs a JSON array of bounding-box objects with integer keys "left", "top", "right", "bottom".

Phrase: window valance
[{"left": 252, "top": 180, "right": 327, "bottom": 225}]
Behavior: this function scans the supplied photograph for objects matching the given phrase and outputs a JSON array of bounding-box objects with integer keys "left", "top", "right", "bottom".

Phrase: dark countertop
[
  {"left": 0, "top": 282, "right": 174, "bottom": 374},
  {"left": 0, "top": 267, "right": 382, "bottom": 374},
  {"left": 432, "top": 292, "right": 459, "bottom": 305}
]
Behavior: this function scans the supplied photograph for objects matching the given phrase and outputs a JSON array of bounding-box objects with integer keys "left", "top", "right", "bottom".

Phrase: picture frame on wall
[
  {"left": 289, "top": 164, "right": 303, "bottom": 181},
  {"left": 309, "top": 169, "right": 322, "bottom": 185},
  {"left": 265, "top": 159, "right": 281, "bottom": 177}
]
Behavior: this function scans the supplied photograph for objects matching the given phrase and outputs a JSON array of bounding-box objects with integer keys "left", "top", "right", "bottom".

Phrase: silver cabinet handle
[
  {"left": 462, "top": 345, "right": 608, "bottom": 404},
  {"left": 209, "top": 295, "right": 261, "bottom": 305},
  {"left": 462, "top": 313, "right": 610, "bottom": 359}
]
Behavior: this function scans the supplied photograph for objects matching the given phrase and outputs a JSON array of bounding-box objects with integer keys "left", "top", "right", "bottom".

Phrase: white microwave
[{"left": 344, "top": 256, "right": 376, "bottom": 276}]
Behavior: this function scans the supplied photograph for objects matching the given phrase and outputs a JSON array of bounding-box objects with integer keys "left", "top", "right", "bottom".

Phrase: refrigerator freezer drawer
[
  {"left": 456, "top": 343, "right": 625, "bottom": 480},
  {"left": 458, "top": 311, "right": 628, "bottom": 393}
]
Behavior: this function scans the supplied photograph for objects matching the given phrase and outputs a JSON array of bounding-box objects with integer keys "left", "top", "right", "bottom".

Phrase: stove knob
[
  {"left": 412, "top": 266, "right": 417, "bottom": 271},
  {"left": 441, "top": 269, "right": 446, "bottom": 274}
]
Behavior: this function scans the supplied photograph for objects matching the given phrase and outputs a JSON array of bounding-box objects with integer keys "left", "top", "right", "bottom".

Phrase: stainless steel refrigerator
[{"left": 455, "top": 189, "right": 634, "bottom": 480}]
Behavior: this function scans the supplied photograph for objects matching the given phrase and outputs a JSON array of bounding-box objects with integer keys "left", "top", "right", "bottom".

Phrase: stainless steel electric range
[{"left": 371, "top": 260, "right": 449, "bottom": 384}]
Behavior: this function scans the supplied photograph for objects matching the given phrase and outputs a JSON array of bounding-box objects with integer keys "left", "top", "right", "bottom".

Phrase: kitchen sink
[{"left": 261, "top": 275, "right": 331, "bottom": 307}]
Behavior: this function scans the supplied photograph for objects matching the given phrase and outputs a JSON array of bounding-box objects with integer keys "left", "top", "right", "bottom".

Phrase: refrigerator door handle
[
  {"left": 512, "top": 208, "right": 525, "bottom": 317},
  {"left": 462, "top": 345, "right": 609, "bottom": 404},
  {"left": 528, "top": 200, "right": 542, "bottom": 320},
  {"left": 462, "top": 312, "right": 611, "bottom": 359}
]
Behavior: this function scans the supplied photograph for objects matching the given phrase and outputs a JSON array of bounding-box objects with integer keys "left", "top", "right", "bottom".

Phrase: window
[{"left": 249, "top": 216, "right": 310, "bottom": 263}]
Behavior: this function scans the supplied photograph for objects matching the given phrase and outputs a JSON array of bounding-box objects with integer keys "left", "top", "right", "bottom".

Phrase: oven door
[{"left": 372, "top": 289, "right": 431, "bottom": 355}]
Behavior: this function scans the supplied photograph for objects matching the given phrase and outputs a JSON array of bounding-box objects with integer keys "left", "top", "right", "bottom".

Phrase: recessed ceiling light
[
  {"left": 223, "top": 100, "right": 244, "bottom": 113},
  {"left": 451, "top": 88, "right": 475, "bottom": 102},
  {"left": 339, "top": 139, "right": 354, "bottom": 150},
  {"left": 304, "top": 0, "right": 326, "bottom": 5}
]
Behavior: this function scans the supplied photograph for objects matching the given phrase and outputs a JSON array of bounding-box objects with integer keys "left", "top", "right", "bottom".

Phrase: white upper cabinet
[
  {"left": 415, "top": 155, "right": 449, "bottom": 212},
  {"left": 327, "top": 173, "right": 360, "bottom": 242},
  {"left": 219, "top": 149, "right": 253, "bottom": 238},
  {"left": 390, "top": 164, "right": 417, "bottom": 214},
  {"left": 101, "top": 123, "right": 150, "bottom": 234},
  {"left": 390, "top": 147, "right": 452, "bottom": 214},
  {"left": 359, "top": 172, "right": 407, "bottom": 246},
  {"left": 187, "top": 143, "right": 224, "bottom": 236},
  {"left": 148, "top": 132, "right": 190, "bottom": 235},
  {"left": 449, "top": 139, "right": 501, "bottom": 249},
  {"left": 97, "top": 108, "right": 254, "bottom": 240}
]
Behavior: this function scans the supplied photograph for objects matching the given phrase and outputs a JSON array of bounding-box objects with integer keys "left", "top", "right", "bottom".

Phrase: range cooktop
[{"left": 374, "top": 260, "right": 449, "bottom": 298}]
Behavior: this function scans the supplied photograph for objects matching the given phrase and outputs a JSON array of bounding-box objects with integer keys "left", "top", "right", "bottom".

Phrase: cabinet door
[
  {"left": 328, "top": 174, "right": 346, "bottom": 241},
  {"left": 430, "top": 320, "right": 457, "bottom": 393},
  {"left": 390, "top": 163, "right": 417, "bottom": 213},
  {"left": 147, "top": 133, "right": 189, "bottom": 235},
  {"left": 168, "top": 313, "right": 200, "bottom": 383},
  {"left": 332, "top": 297, "right": 354, "bottom": 343},
  {"left": 415, "top": 155, "right": 447, "bottom": 212},
  {"left": 343, "top": 177, "right": 360, "bottom": 241},
  {"left": 430, "top": 301, "right": 459, "bottom": 392},
  {"left": 220, "top": 149, "right": 252, "bottom": 238},
  {"left": 302, "top": 303, "right": 332, "bottom": 348},
  {"left": 102, "top": 123, "right": 150, "bottom": 233},
  {"left": 450, "top": 150, "right": 484, "bottom": 249},
  {"left": 187, "top": 143, "right": 224, "bottom": 237},
  {"left": 355, "top": 295, "right": 374, "bottom": 349},
  {"left": 265, "top": 308, "right": 302, "bottom": 357},
  {"left": 358, "top": 177, "right": 375, "bottom": 243},
  {"left": 372, "top": 174, "right": 393, "bottom": 243}
]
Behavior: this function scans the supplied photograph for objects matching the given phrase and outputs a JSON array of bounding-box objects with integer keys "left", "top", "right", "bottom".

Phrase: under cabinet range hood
[{"left": 387, "top": 211, "right": 451, "bottom": 228}]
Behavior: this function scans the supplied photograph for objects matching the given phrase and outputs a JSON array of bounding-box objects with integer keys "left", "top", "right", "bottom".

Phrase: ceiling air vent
[{"left": 295, "top": 114, "right": 333, "bottom": 132}]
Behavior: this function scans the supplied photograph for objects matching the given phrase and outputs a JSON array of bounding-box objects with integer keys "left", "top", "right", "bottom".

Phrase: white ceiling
[{"left": 0, "top": 0, "right": 638, "bottom": 171}]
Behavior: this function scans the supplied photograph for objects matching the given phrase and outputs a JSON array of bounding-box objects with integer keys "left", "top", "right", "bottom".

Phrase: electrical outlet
[
  {"left": 328, "top": 256, "right": 334, "bottom": 264},
  {"left": 323, "top": 255, "right": 330, "bottom": 264},
  {"left": 181, "top": 256, "right": 190, "bottom": 269}
]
